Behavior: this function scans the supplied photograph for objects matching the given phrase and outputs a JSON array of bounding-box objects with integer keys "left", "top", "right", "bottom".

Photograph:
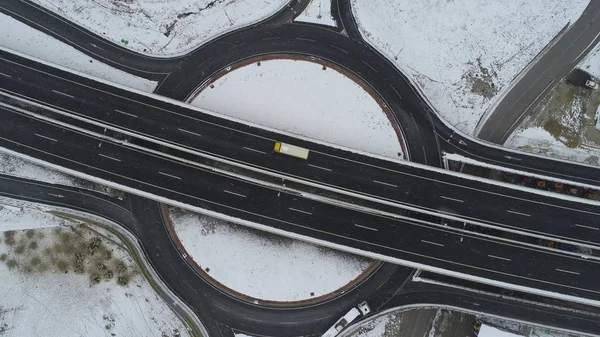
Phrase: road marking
[
  {"left": 243, "top": 146, "right": 266, "bottom": 154},
  {"left": 47, "top": 193, "right": 64, "bottom": 198},
  {"left": 223, "top": 190, "right": 246, "bottom": 198},
  {"left": 373, "top": 180, "right": 397, "bottom": 188},
  {"left": 488, "top": 254, "right": 512, "bottom": 262},
  {"left": 34, "top": 133, "right": 57, "bottom": 142},
  {"left": 178, "top": 128, "right": 202, "bottom": 138},
  {"left": 330, "top": 45, "right": 349, "bottom": 54},
  {"left": 262, "top": 37, "right": 280, "bottom": 41},
  {"left": 114, "top": 109, "right": 138, "bottom": 118},
  {"left": 51, "top": 90, "right": 74, "bottom": 98},
  {"left": 158, "top": 171, "right": 182, "bottom": 180},
  {"left": 362, "top": 60, "right": 378, "bottom": 73},
  {"left": 440, "top": 196, "right": 464, "bottom": 203},
  {"left": 389, "top": 84, "right": 402, "bottom": 99},
  {"left": 421, "top": 240, "right": 444, "bottom": 247},
  {"left": 504, "top": 155, "right": 522, "bottom": 161},
  {"left": 98, "top": 153, "right": 121, "bottom": 162},
  {"left": 506, "top": 210, "right": 530, "bottom": 217},
  {"left": 0, "top": 72, "right": 11, "bottom": 78},
  {"left": 574, "top": 224, "right": 598, "bottom": 231},
  {"left": 308, "top": 164, "right": 332, "bottom": 172},
  {"left": 296, "top": 37, "right": 316, "bottom": 42},
  {"left": 288, "top": 207, "right": 312, "bottom": 215},
  {"left": 354, "top": 224, "right": 378, "bottom": 231},
  {"left": 555, "top": 268, "right": 580, "bottom": 276}
]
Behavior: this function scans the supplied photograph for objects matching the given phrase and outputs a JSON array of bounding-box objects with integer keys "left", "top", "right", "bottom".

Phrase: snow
[
  {"left": 505, "top": 127, "right": 600, "bottom": 167},
  {"left": 352, "top": 314, "right": 391, "bottom": 337},
  {"left": 351, "top": 0, "right": 589, "bottom": 135},
  {"left": 294, "top": 0, "right": 337, "bottom": 27},
  {"left": 169, "top": 207, "right": 372, "bottom": 302},
  {"left": 0, "top": 201, "right": 62, "bottom": 231},
  {"left": 479, "top": 324, "right": 524, "bottom": 337},
  {"left": 579, "top": 42, "right": 600, "bottom": 79},
  {"left": 192, "top": 59, "right": 404, "bottom": 159},
  {"left": 0, "top": 13, "right": 157, "bottom": 93},
  {"left": 0, "top": 205, "right": 188, "bottom": 337},
  {"left": 29, "top": 0, "right": 289, "bottom": 57}
]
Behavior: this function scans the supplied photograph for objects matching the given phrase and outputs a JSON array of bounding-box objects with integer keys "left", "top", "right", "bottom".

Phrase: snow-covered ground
[
  {"left": 169, "top": 207, "right": 372, "bottom": 302},
  {"left": 0, "top": 13, "right": 157, "bottom": 93},
  {"left": 351, "top": 0, "right": 589, "bottom": 135},
  {"left": 0, "top": 204, "right": 188, "bottom": 337},
  {"left": 192, "top": 59, "right": 404, "bottom": 159},
  {"left": 579, "top": 42, "right": 600, "bottom": 78},
  {"left": 505, "top": 127, "right": 600, "bottom": 166},
  {"left": 294, "top": 0, "right": 337, "bottom": 27},
  {"left": 29, "top": 0, "right": 289, "bottom": 57}
]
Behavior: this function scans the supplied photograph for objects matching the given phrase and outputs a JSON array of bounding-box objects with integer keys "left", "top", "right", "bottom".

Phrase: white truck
[
  {"left": 273, "top": 142, "right": 310, "bottom": 160},
  {"left": 321, "top": 301, "right": 371, "bottom": 337}
]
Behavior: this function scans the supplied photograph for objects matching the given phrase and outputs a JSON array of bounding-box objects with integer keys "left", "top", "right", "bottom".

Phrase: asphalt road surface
[{"left": 477, "top": 1, "right": 600, "bottom": 143}]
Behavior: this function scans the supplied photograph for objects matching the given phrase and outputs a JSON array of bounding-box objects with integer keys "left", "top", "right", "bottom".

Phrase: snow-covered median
[
  {"left": 294, "top": 0, "right": 337, "bottom": 27},
  {"left": 351, "top": 0, "right": 588, "bottom": 135},
  {"left": 29, "top": 0, "right": 289, "bottom": 56},
  {"left": 192, "top": 58, "right": 404, "bottom": 159},
  {"left": 0, "top": 13, "right": 157, "bottom": 92},
  {"left": 0, "top": 205, "right": 188, "bottom": 337},
  {"left": 169, "top": 207, "right": 372, "bottom": 302}
]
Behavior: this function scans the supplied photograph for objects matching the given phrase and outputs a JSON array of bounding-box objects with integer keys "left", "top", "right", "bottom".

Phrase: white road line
[
  {"left": 506, "top": 210, "right": 530, "bottom": 217},
  {"left": 34, "top": 133, "right": 57, "bottom": 142},
  {"left": 288, "top": 207, "right": 312, "bottom": 215},
  {"left": 330, "top": 45, "right": 349, "bottom": 54},
  {"left": 98, "top": 153, "right": 121, "bottom": 162},
  {"left": 354, "top": 224, "right": 378, "bottom": 231},
  {"left": 47, "top": 193, "right": 64, "bottom": 198},
  {"left": 243, "top": 146, "right": 266, "bottom": 154},
  {"left": 308, "top": 164, "right": 332, "bottom": 172},
  {"left": 223, "top": 190, "right": 246, "bottom": 198},
  {"left": 114, "top": 109, "right": 138, "bottom": 118},
  {"left": 296, "top": 37, "right": 316, "bottom": 42},
  {"left": 0, "top": 72, "right": 11, "bottom": 78},
  {"left": 178, "top": 128, "right": 202, "bottom": 138},
  {"left": 51, "top": 90, "right": 74, "bottom": 98},
  {"left": 440, "top": 196, "right": 464, "bottom": 203},
  {"left": 362, "top": 60, "right": 378, "bottom": 73},
  {"left": 487, "top": 254, "right": 512, "bottom": 262},
  {"left": 574, "top": 224, "right": 598, "bottom": 231},
  {"left": 421, "top": 240, "right": 444, "bottom": 247},
  {"left": 373, "top": 180, "right": 398, "bottom": 188},
  {"left": 158, "top": 171, "right": 182, "bottom": 180},
  {"left": 555, "top": 268, "right": 580, "bottom": 276}
]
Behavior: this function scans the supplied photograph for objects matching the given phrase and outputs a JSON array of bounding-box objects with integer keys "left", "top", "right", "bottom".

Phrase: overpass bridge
[{"left": 1, "top": 48, "right": 600, "bottom": 306}]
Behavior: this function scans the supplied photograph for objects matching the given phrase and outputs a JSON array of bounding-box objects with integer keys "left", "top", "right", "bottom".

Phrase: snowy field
[
  {"left": 579, "top": 42, "right": 600, "bottom": 78},
  {"left": 294, "top": 0, "right": 337, "bottom": 27},
  {"left": 351, "top": 0, "right": 589, "bottom": 135},
  {"left": 192, "top": 59, "right": 404, "bottom": 159},
  {"left": 169, "top": 207, "right": 372, "bottom": 302},
  {"left": 30, "top": 0, "right": 289, "bottom": 56},
  {"left": 0, "top": 204, "right": 188, "bottom": 337},
  {"left": 0, "top": 13, "right": 157, "bottom": 93}
]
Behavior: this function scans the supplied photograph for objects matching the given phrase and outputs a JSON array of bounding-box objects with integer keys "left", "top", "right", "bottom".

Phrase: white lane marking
[
  {"left": 330, "top": 45, "right": 349, "bottom": 53},
  {"left": 507, "top": 210, "right": 530, "bottom": 217},
  {"left": 158, "top": 171, "right": 182, "bottom": 180},
  {"left": 574, "top": 224, "right": 598, "bottom": 231},
  {"left": 296, "top": 37, "right": 316, "bottom": 42},
  {"left": 178, "top": 128, "right": 202, "bottom": 138},
  {"left": 488, "top": 254, "right": 512, "bottom": 262},
  {"left": 308, "top": 164, "right": 332, "bottom": 172},
  {"left": 47, "top": 193, "right": 64, "bottom": 198},
  {"left": 421, "top": 240, "right": 444, "bottom": 247},
  {"left": 223, "top": 190, "right": 246, "bottom": 198},
  {"left": 0, "top": 72, "right": 11, "bottom": 78},
  {"left": 354, "top": 224, "right": 378, "bottom": 231},
  {"left": 288, "top": 207, "right": 312, "bottom": 215},
  {"left": 440, "top": 196, "right": 464, "bottom": 203},
  {"left": 114, "top": 109, "right": 138, "bottom": 118},
  {"left": 34, "top": 133, "right": 57, "bottom": 142},
  {"left": 51, "top": 90, "right": 74, "bottom": 98},
  {"left": 243, "top": 146, "right": 266, "bottom": 154},
  {"left": 555, "top": 268, "right": 580, "bottom": 275},
  {"left": 373, "top": 180, "right": 398, "bottom": 188},
  {"left": 98, "top": 153, "right": 121, "bottom": 162},
  {"left": 362, "top": 60, "right": 378, "bottom": 73}
]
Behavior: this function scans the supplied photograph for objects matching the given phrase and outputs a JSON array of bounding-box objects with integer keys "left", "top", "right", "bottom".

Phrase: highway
[
  {"left": 2, "top": 49, "right": 600, "bottom": 250},
  {"left": 3, "top": 102, "right": 600, "bottom": 304},
  {"left": 477, "top": 0, "right": 600, "bottom": 143}
]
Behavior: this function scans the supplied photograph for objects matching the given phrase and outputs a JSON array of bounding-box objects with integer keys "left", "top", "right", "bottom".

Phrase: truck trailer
[{"left": 273, "top": 142, "right": 310, "bottom": 160}]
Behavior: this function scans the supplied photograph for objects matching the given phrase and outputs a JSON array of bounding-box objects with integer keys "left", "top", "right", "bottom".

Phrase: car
[
  {"left": 321, "top": 302, "right": 370, "bottom": 337},
  {"left": 585, "top": 79, "right": 598, "bottom": 89}
]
